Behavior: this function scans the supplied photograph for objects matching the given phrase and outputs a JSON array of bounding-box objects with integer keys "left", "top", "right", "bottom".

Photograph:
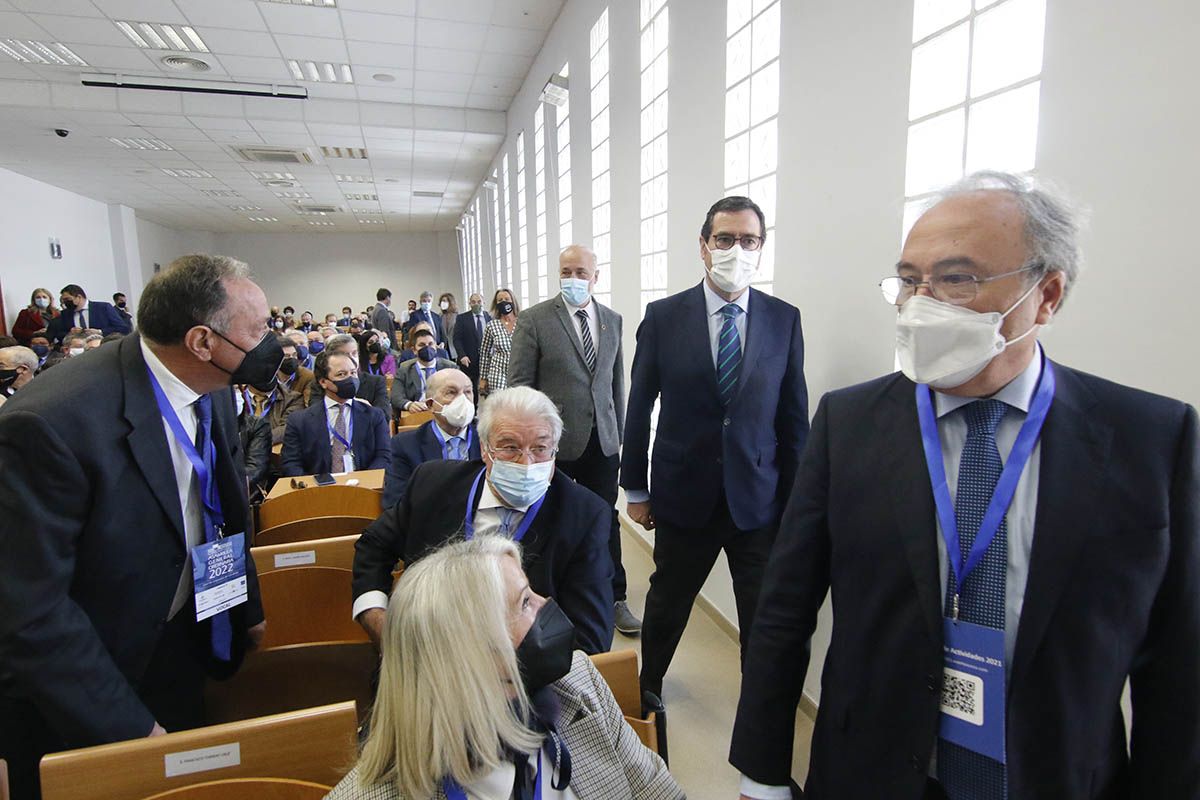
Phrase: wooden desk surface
[{"left": 266, "top": 468, "right": 385, "bottom": 500}]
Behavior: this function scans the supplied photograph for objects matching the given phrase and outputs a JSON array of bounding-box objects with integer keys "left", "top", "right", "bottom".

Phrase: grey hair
[
  {"left": 326, "top": 333, "right": 357, "bottom": 355},
  {"left": 84, "top": 334, "right": 103, "bottom": 344},
  {"left": 477, "top": 386, "right": 563, "bottom": 447},
  {"left": 64, "top": 333, "right": 89, "bottom": 349},
  {"left": 137, "top": 254, "right": 251, "bottom": 345},
  {"left": 932, "top": 170, "right": 1085, "bottom": 304},
  {"left": 0, "top": 345, "right": 38, "bottom": 371}
]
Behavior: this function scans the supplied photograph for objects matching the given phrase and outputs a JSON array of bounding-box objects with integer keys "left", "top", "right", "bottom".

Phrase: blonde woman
[
  {"left": 326, "top": 536, "right": 683, "bottom": 800},
  {"left": 477, "top": 289, "right": 519, "bottom": 400}
]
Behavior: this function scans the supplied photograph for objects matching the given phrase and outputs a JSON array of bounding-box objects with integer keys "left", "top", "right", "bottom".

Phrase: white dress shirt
[
  {"left": 324, "top": 396, "right": 356, "bottom": 473},
  {"left": 703, "top": 279, "right": 749, "bottom": 368},
  {"left": 458, "top": 755, "right": 578, "bottom": 800},
  {"left": 75, "top": 301, "right": 91, "bottom": 330},
  {"left": 566, "top": 296, "right": 599, "bottom": 356},
  {"left": 141, "top": 339, "right": 203, "bottom": 619}
]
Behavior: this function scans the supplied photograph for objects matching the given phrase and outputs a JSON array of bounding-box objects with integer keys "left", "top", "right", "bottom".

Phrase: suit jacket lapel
[
  {"left": 684, "top": 284, "right": 722, "bottom": 400},
  {"left": 420, "top": 420, "right": 444, "bottom": 461},
  {"left": 1010, "top": 363, "right": 1110, "bottom": 688},
  {"left": 596, "top": 302, "right": 617, "bottom": 371},
  {"left": 553, "top": 681, "right": 611, "bottom": 800},
  {"left": 121, "top": 335, "right": 187, "bottom": 543},
  {"left": 553, "top": 295, "right": 590, "bottom": 372}
]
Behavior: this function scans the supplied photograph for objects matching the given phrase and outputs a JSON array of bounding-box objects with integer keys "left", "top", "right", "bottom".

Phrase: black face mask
[
  {"left": 210, "top": 329, "right": 285, "bottom": 387},
  {"left": 329, "top": 375, "right": 360, "bottom": 400},
  {"left": 31, "top": 344, "right": 49, "bottom": 358},
  {"left": 250, "top": 376, "right": 278, "bottom": 394},
  {"left": 417, "top": 345, "right": 436, "bottom": 363},
  {"left": 0, "top": 368, "right": 18, "bottom": 393},
  {"left": 278, "top": 357, "right": 298, "bottom": 376},
  {"left": 61, "top": 298, "right": 77, "bottom": 313},
  {"left": 497, "top": 300, "right": 514, "bottom": 316},
  {"left": 516, "top": 599, "right": 576, "bottom": 693},
  {"left": 368, "top": 341, "right": 384, "bottom": 355},
  {"left": 117, "top": 301, "right": 127, "bottom": 309}
]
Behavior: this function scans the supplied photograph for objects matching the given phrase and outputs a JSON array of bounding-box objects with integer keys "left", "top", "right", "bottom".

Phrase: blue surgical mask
[
  {"left": 32, "top": 344, "right": 49, "bottom": 358},
  {"left": 296, "top": 344, "right": 309, "bottom": 362},
  {"left": 560, "top": 277, "right": 591, "bottom": 307},
  {"left": 488, "top": 458, "right": 554, "bottom": 508},
  {"left": 309, "top": 340, "right": 324, "bottom": 354},
  {"left": 421, "top": 301, "right": 432, "bottom": 313}
]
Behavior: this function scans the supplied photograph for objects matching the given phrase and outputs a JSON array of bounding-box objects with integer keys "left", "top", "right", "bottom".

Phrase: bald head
[
  {"left": 426, "top": 367, "right": 471, "bottom": 400},
  {"left": 559, "top": 244, "right": 597, "bottom": 274}
]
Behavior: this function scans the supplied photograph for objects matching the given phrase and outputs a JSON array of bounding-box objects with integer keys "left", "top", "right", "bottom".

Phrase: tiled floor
[{"left": 613, "top": 528, "right": 814, "bottom": 799}]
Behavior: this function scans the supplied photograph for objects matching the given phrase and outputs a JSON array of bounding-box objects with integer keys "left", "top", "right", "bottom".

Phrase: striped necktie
[
  {"left": 575, "top": 310, "right": 596, "bottom": 373},
  {"left": 716, "top": 303, "right": 743, "bottom": 406},
  {"left": 938, "top": 399, "right": 1009, "bottom": 800},
  {"left": 331, "top": 405, "right": 348, "bottom": 467}
]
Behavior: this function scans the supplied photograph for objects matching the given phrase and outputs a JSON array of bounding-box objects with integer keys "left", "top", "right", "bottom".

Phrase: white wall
[
  {"left": 135, "top": 217, "right": 216, "bottom": 291},
  {"left": 0, "top": 166, "right": 122, "bottom": 332},
  {"left": 208, "top": 230, "right": 462, "bottom": 322}
]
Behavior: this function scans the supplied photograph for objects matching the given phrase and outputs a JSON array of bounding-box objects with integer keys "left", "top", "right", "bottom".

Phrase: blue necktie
[
  {"left": 476, "top": 314, "right": 483, "bottom": 340},
  {"left": 500, "top": 509, "right": 517, "bottom": 537},
  {"left": 445, "top": 436, "right": 461, "bottom": 461},
  {"left": 192, "top": 395, "right": 233, "bottom": 662},
  {"left": 938, "top": 398, "right": 1008, "bottom": 799},
  {"left": 716, "top": 304, "right": 743, "bottom": 406}
]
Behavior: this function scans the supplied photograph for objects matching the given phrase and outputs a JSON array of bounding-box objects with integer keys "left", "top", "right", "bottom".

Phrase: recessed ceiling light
[
  {"left": 248, "top": 216, "right": 278, "bottom": 222},
  {"left": 161, "top": 168, "right": 213, "bottom": 178},
  {"left": 413, "top": 190, "right": 444, "bottom": 199},
  {"left": 358, "top": 219, "right": 384, "bottom": 224},
  {"left": 288, "top": 60, "right": 353, "bottom": 83},
  {"left": 259, "top": 0, "right": 337, "bottom": 6},
  {"left": 0, "top": 39, "right": 88, "bottom": 66},
  {"left": 308, "top": 220, "right": 336, "bottom": 226},
  {"left": 321, "top": 146, "right": 368, "bottom": 160},
  {"left": 115, "top": 21, "right": 209, "bottom": 53},
  {"left": 109, "top": 137, "right": 172, "bottom": 151},
  {"left": 200, "top": 189, "right": 242, "bottom": 197},
  {"left": 229, "top": 205, "right": 263, "bottom": 211},
  {"left": 344, "top": 192, "right": 378, "bottom": 201},
  {"left": 372, "top": 72, "right": 395, "bottom": 83},
  {"left": 252, "top": 170, "right": 296, "bottom": 181},
  {"left": 274, "top": 191, "right": 311, "bottom": 198},
  {"left": 161, "top": 55, "right": 211, "bottom": 72},
  {"left": 335, "top": 174, "right": 373, "bottom": 183},
  {"left": 265, "top": 179, "right": 298, "bottom": 188}
]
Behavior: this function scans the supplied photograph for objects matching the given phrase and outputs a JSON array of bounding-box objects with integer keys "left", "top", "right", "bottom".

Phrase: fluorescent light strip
[
  {"left": 308, "top": 221, "right": 336, "bottom": 226},
  {"left": 260, "top": 0, "right": 338, "bottom": 7},
  {"left": 118, "top": 21, "right": 209, "bottom": 53},
  {"left": 248, "top": 217, "right": 278, "bottom": 222},
  {"left": 287, "top": 59, "right": 354, "bottom": 84},
  {"left": 109, "top": 137, "right": 172, "bottom": 150},
  {"left": 344, "top": 193, "right": 378, "bottom": 201},
  {"left": 274, "top": 191, "right": 311, "bottom": 198},
  {"left": 335, "top": 174, "right": 372, "bottom": 183},
  {"left": 200, "top": 189, "right": 242, "bottom": 197},
  {"left": 161, "top": 168, "right": 213, "bottom": 178},
  {"left": 251, "top": 171, "right": 295, "bottom": 180},
  {"left": 358, "top": 219, "right": 384, "bottom": 224},
  {"left": 0, "top": 39, "right": 88, "bottom": 66},
  {"left": 229, "top": 205, "right": 263, "bottom": 211},
  {"left": 322, "top": 146, "right": 368, "bottom": 159}
]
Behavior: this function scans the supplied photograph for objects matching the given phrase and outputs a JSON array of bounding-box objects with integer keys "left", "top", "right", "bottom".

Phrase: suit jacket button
[
  {"left": 723, "top": 418, "right": 730, "bottom": 426},
  {"left": 910, "top": 755, "right": 924, "bottom": 772}
]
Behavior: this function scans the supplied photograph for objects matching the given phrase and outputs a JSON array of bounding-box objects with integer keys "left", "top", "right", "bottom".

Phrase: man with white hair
[
  {"left": 730, "top": 171, "right": 1200, "bottom": 800},
  {"left": 0, "top": 345, "right": 38, "bottom": 407},
  {"left": 352, "top": 386, "right": 615, "bottom": 655}
]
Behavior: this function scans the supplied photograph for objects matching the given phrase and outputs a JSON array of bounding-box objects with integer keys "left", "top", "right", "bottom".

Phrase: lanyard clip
[{"left": 951, "top": 593, "right": 960, "bottom": 622}]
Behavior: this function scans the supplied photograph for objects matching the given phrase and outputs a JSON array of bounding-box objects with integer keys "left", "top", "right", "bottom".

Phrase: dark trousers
[
  {"left": 0, "top": 607, "right": 209, "bottom": 800},
  {"left": 639, "top": 494, "right": 775, "bottom": 696},
  {"left": 555, "top": 425, "right": 627, "bottom": 602}
]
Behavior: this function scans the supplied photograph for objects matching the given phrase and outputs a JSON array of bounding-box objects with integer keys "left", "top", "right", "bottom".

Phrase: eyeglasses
[
  {"left": 879, "top": 263, "right": 1042, "bottom": 306},
  {"left": 710, "top": 234, "right": 763, "bottom": 252},
  {"left": 487, "top": 444, "right": 557, "bottom": 463}
]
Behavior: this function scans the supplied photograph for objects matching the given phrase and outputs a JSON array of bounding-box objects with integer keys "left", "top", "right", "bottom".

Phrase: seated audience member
[
  {"left": 359, "top": 331, "right": 395, "bottom": 377},
  {"left": 328, "top": 536, "right": 681, "bottom": 800},
  {"left": 280, "top": 350, "right": 391, "bottom": 477},
  {"left": 306, "top": 330, "right": 325, "bottom": 352},
  {"left": 286, "top": 330, "right": 314, "bottom": 371},
  {"left": 277, "top": 336, "right": 314, "bottom": 402},
  {"left": 112, "top": 292, "right": 132, "bottom": 324},
  {"left": 397, "top": 322, "right": 451, "bottom": 362},
  {"left": 84, "top": 333, "right": 103, "bottom": 350},
  {"left": 29, "top": 335, "right": 51, "bottom": 370},
  {"left": 338, "top": 306, "right": 353, "bottom": 328},
  {"left": 0, "top": 346, "right": 38, "bottom": 407},
  {"left": 391, "top": 329, "right": 455, "bottom": 416},
  {"left": 47, "top": 284, "right": 131, "bottom": 343},
  {"left": 270, "top": 314, "right": 285, "bottom": 333},
  {"left": 353, "top": 386, "right": 615, "bottom": 654},
  {"left": 348, "top": 318, "right": 365, "bottom": 336},
  {"left": 13, "top": 288, "right": 59, "bottom": 346},
  {"left": 61, "top": 333, "right": 88, "bottom": 358},
  {"left": 282, "top": 306, "right": 296, "bottom": 330},
  {"left": 234, "top": 386, "right": 273, "bottom": 502},
  {"left": 318, "top": 326, "right": 338, "bottom": 344},
  {"left": 308, "top": 333, "right": 391, "bottom": 420},
  {"left": 382, "top": 368, "right": 480, "bottom": 508},
  {"left": 244, "top": 376, "right": 303, "bottom": 445},
  {"left": 296, "top": 311, "right": 316, "bottom": 333}
]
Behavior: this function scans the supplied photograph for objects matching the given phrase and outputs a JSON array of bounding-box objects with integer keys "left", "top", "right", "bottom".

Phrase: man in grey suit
[
  {"left": 390, "top": 328, "right": 456, "bottom": 417},
  {"left": 508, "top": 244, "right": 639, "bottom": 635},
  {"left": 371, "top": 288, "right": 398, "bottom": 352}
]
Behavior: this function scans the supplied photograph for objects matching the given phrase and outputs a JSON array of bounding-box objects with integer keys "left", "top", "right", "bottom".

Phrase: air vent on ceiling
[
  {"left": 413, "top": 190, "right": 444, "bottom": 199},
  {"left": 161, "top": 55, "right": 210, "bottom": 72},
  {"left": 321, "top": 146, "right": 368, "bottom": 159},
  {"left": 295, "top": 203, "right": 342, "bottom": 214},
  {"left": 233, "top": 146, "right": 315, "bottom": 165}
]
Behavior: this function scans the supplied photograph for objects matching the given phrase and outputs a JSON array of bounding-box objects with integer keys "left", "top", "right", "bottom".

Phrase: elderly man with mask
[
  {"left": 0, "top": 254, "right": 275, "bottom": 800},
  {"left": 0, "top": 345, "right": 38, "bottom": 407},
  {"left": 353, "top": 386, "right": 614, "bottom": 655},
  {"left": 381, "top": 367, "right": 481, "bottom": 508},
  {"left": 731, "top": 171, "right": 1200, "bottom": 800}
]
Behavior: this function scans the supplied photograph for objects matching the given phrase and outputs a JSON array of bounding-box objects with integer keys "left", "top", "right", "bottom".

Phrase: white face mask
[
  {"left": 35, "top": 297, "right": 49, "bottom": 309},
  {"left": 488, "top": 458, "right": 554, "bottom": 508},
  {"left": 234, "top": 389, "right": 246, "bottom": 416},
  {"left": 439, "top": 300, "right": 450, "bottom": 311},
  {"left": 68, "top": 347, "right": 85, "bottom": 357},
  {"left": 436, "top": 392, "right": 474, "bottom": 429},
  {"left": 895, "top": 280, "right": 1041, "bottom": 389},
  {"left": 705, "top": 243, "right": 760, "bottom": 294}
]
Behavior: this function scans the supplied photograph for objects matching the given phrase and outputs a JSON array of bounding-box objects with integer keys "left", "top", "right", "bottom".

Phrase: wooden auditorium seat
[
  {"left": 253, "top": 515, "right": 372, "bottom": 547},
  {"left": 589, "top": 649, "right": 664, "bottom": 757},
  {"left": 258, "top": 484, "right": 382, "bottom": 530}
]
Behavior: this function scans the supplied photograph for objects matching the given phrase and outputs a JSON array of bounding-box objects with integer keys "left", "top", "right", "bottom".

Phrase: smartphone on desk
[{"left": 313, "top": 472, "right": 337, "bottom": 486}]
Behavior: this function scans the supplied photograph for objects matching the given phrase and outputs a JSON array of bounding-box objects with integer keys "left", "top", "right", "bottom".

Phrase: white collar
[
  {"left": 140, "top": 338, "right": 199, "bottom": 412},
  {"left": 934, "top": 347, "right": 1043, "bottom": 419},
  {"left": 323, "top": 395, "right": 352, "bottom": 413},
  {"left": 702, "top": 279, "right": 750, "bottom": 317},
  {"left": 477, "top": 472, "right": 534, "bottom": 512}
]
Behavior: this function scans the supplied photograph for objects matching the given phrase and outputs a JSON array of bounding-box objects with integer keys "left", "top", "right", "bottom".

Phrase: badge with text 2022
[
  {"left": 940, "top": 618, "right": 1006, "bottom": 764},
  {"left": 192, "top": 533, "right": 248, "bottom": 622}
]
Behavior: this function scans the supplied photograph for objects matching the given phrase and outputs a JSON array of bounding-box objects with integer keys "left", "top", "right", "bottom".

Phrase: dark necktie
[
  {"left": 476, "top": 313, "right": 483, "bottom": 340},
  {"left": 575, "top": 310, "right": 596, "bottom": 372},
  {"left": 938, "top": 398, "right": 1008, "bottom": 800},
  {"left": 331, "top": 404, "right": 348, "bottom": 468},
  {"left": 192, "top": 394, "right": 233, "bottom": 661},
  {"left": 716, "top": 303, "right": 743, "bottom": 406}
]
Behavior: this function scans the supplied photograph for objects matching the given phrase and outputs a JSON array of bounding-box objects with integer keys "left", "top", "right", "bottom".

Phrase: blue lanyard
[
  {"left": 243, "top": 389, "right": 275, "bottom": 419},
  {"left": 367, "top": 361, "right": 381, "bottom": 375},
  {"left": 146, "top": 366, "right": 224, "bottom": 537},
  {"left": 463, "top": 468, "right": 546, "bottom": 541},
  {"left": 326, "top": 402, "right": 354, "bottom": 453},
  {"left": 418, "top": 364, "right": 434, "bottom": 395},
  {"left": 431, "top": 420, "right": 472, "bottom": 460},
  {"left": 442, "top": 752, "right": 543, "bottom": 800},
  {"left": 915, "top": 353, "right": 1055, "bottom": 619}
]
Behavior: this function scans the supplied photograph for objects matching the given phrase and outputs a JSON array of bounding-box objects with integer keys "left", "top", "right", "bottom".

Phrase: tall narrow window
[
  {"left": 590, "top": 9, "right": 612, "bottom": 307},
  {"left": 725, "top": 0, "right": 780, "bottom": 294},
  {"left": 472, "top": 196, "right": 484, "bottom": 295},
  {"left": 639, "top": 0, "right": 669, "bottom": 317},
  {"left": 516, "top": 131, "right": 530, "bottom": 307},
  {"left": 903, "top": 0, "right": 1047, "bottom": 237},
  {"left": 555, "top": 62, "right": 574, "bottom": 250},
  {"left": 533, "top": 105, "right": 549, "bottom": 302},
  {"left": 502, "top": 154, "right": 513, "bottom": 289},
  {"left": 490, "top": 170, "right": 502, "bottom": 292}
]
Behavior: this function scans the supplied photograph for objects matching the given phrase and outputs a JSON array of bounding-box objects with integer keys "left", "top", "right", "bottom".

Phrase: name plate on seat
[{"left": 163, "top": 742, "right": 241, "bottom": 778}]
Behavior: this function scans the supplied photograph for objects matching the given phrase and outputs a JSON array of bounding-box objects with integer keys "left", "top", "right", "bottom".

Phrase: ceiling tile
[
  {"left": 8, "top": 0, "right": 104, "bottom": 16},
  {"left": 116, "top": 88, "right": 184, "bottom": 114},
  {"left": 415, "top": 46, "right": 478, "bottom": 73},
  {"left": 340, "top": 11, "right": 414, "bottom": 45},
  {"left": 465, "top": 93, "right": 510, "bottom": 112},
  {"left": 304, "top": 82, "right": 357, "bottom": 100},
  {"left": 213, "top": 54, "right": 293, "bottom": 81},
  {"left": 355, "top": 85, "right": 414, "bottom": 104},
  {"left": 490, "top": 0, "right": 562, "bottom": 30},
  {"left": 259, "top": 3, "right": 343, "bottom": 37},
  {"left": 418, "top": 0, "right": 494, "bottom": 24},
  {"left": 175, "top": 0, "right": 269, "bottom": 31},
  {"left": 0, "top": 61, "right": 40, "bottom": 80},
  {"left": 124, "top": 112, "right": 195, "bottom": 128},
  {"left": 27, "top": 13, "right": 132, "bottom": 46},
  {"left": 193, "top": 28, "right": 279, "bottom": 57},
  {"left": 413, "top": 18, "right": 487, "bottom": 50},
  {"left": 242, "top": 95, "right": 305, "bottom": 120},
  {"left": 0, "top": 80, "right": 51, "bottom": 107},
  {"left": 91, "top": 0, "right": 188, "bottom": 23},
  {"left": 412, "top": 90, "right": 468, "bottom": 108},
  {"left": 50, "top": 82, "right": 117, "bottom": 111},
  {"left": 272, "top": 33, "right": 349, "bottom": 63},
  {"left": 469, "top": 74, "right": 521, "bottom": 96},
  {"left": 470, "top": 50, "right": 532, "bottom": 80},
  {"left": 0, "top": 10, "right": 50, "bottom": 39},
  {"left": 65, "top": 43, "right": 157, "bottom": 71},
  {"left": 346, "top": 40, "right": 413, "bottom": 67},
  {"left": 483, "top": 24, "right": 546, "bottom": 56},
  {"left": 414, "top": 70, "right": 473, "bottom": 93}
]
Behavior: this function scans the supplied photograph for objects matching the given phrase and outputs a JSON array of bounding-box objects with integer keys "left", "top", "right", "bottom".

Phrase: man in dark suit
[
  {"left": 407, "top": 291, "right": 445, "bottom": 344},
  {"left": 391, "top": 328, "right": 456, "bottom": 416},
  {"left": 509, "top": 244, "right": 637, "bottom": 634},
  {"left": 452, "top": 292, "right": 491, "bottom": 392},
  {"left": 621, "top": 195, "right": 809, "bottom": 699},
  {"left": 370, "top": 288, "right": 398, "bottom": 352},
  {"left": 47, "top": 283, "right": 132, "bottom": 343},
  {"left": 730, "top": 172, "right": 1200, "bottom": 800},
  {"left": 281, "top": 350, "right": 391, "bottom": 477},
  {"left": 276, "top": 336, "right": 314, "bottom": 405},
  {"left": 305, "top": 333, "right": 391, "bottom": 421},
  {"left": 382, "top": 368, "right": 480, "bottom": 508},
  {"left": 0, "top": 255, "right": 277, "bottom": 800},
  {"left": 353, "top": 386, "right": 614, "bottom": 655}
]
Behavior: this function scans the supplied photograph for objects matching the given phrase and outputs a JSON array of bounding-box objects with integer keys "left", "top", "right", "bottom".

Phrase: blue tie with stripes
[
  {"left": 716, "top": 303, "right": 743, "bottom": 406},
  {"left": 938, "top": 398, "right": 1008, "bottom": 799}
]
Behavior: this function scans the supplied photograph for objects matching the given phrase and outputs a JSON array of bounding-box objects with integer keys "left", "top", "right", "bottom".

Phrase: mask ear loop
[{"left": 999, "top": 278, "right": 1044, "bottom": 347}]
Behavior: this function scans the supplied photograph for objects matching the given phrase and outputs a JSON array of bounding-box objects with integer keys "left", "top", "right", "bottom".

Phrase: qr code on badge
[{"left": 940, "top": 667, "right": 983, "bottom": 726}]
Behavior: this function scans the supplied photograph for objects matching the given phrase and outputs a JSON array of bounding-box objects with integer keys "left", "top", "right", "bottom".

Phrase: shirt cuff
[
  {"left": 738, "top": 775, "right": 792, "bottom": 800},
  {"left": 624, "top": 489, "right": 650, "bottom": 504},
  {"left": 351, "top": 590, "right": 388, "bottom": 622}
]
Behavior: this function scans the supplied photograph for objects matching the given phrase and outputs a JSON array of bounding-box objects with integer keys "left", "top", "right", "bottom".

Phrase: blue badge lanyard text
[{"left": 463, "top": 468, "right": 545, "bottom": 541}]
